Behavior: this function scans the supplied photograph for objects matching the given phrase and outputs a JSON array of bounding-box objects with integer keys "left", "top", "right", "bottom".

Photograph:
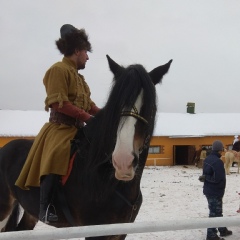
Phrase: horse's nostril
[{"left": 112, "top": 159, "right": 118, "bottom": 169}]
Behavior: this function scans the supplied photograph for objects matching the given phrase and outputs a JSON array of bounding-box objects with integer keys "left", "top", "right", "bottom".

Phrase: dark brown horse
[{"left": 0, "top": 55, "right": 172, "bottom": 239}]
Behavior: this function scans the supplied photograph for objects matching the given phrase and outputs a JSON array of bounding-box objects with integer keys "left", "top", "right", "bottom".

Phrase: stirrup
[{"left": 42, "top": 204, "right": 58, "bottom": 223}]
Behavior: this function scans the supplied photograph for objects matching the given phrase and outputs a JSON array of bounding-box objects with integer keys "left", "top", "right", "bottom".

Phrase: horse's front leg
[
  {"left": 224, "top": 163, "right": 229, "bottom": 175},
  {"left": 227, "top": 163, "right": 231, "bottom": 174},
  {"left": 16, "top": 211, "right": 38, "bottom": 231}
]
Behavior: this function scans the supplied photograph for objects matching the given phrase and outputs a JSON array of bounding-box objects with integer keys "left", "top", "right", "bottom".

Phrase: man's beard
[{"left": 78, "top": 63, "right": 86, "bottom": 70}]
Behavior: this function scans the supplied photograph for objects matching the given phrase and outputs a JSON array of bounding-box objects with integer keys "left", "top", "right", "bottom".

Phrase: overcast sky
[{"left": 1, "top": 0, "right": 240, "bottom": 113}]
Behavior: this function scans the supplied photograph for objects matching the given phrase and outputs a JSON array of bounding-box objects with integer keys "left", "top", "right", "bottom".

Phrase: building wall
[
  {"left": 146, "top": 136, "right": 234, "bottom": 166},
  {"left": 0, "top": 135, "right": 234, "bottom": 166}
]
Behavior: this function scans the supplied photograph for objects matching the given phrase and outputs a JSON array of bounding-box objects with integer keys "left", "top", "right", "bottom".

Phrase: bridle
[
  {"left": 114, "top": 107, "right": 148, "bottom": 223},
  {"left": 121, "top": 105, "right": 150, "bottom": 155},
  {"left": 121, "top": 105, "right": 148, "bottom": 125}
]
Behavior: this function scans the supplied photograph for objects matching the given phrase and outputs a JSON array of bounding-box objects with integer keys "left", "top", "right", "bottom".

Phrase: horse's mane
[{"left": 72, "top": 64, "right": 157, "bottom": 200}]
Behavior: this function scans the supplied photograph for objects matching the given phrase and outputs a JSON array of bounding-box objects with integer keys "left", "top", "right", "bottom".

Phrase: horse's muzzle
[{"left": 115, "top": 170, "right": 134, "bottom": 181}]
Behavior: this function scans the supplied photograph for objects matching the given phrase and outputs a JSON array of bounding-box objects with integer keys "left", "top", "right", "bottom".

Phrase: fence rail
[
  {"left": 147, "top": 158, "right": 171, "bottom": 166},
  {"left": 1, "top": 216, "right": 240, "bottom": 240}
]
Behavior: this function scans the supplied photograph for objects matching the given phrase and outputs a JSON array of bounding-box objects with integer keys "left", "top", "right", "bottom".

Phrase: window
[{"left": 149, "top": 145, "right": 164, "bottom": 154}]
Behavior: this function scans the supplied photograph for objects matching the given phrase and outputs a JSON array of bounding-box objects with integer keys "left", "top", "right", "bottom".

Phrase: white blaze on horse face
[{"left": 112, "top": 90, "right": 143, "bottom": 181}]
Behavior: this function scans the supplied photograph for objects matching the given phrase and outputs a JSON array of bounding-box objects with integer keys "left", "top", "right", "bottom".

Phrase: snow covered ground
[{"left": 35, "top": 165, "right": 240, "bottom": 240}]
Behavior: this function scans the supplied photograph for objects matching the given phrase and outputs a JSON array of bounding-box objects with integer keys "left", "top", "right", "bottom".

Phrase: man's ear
[{"left": 74, "top": 49, "right": 81, "bottom": 55}]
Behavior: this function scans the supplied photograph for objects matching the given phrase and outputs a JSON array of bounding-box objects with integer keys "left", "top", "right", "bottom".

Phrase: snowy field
[{"left": 34, "top": 165, "right": 240, "bottom": 240}]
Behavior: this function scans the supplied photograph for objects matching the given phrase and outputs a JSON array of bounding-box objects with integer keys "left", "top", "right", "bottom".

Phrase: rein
[
  {"left": 121, "top": 105, "right": 148, "bottom": 125},
  {"left": 115, "top": 189, "right": 142, "bottom": 222}
]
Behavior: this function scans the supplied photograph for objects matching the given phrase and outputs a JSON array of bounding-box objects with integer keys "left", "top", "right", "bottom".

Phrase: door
[{"left": 173, "top": 145, "right": 196, "bottom": 165}]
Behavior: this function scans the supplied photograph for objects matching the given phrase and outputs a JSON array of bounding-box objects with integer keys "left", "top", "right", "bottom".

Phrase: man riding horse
[{"left": 15, "top": 24, "right": 100, "bottom": 223}]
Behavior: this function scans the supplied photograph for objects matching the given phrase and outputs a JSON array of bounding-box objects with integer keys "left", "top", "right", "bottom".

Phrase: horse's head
[{"left": 106, "top": 55, "right": 172, "bottom": 181}]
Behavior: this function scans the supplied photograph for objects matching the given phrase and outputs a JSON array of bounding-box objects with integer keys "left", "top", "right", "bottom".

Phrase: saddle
[{"left": 62, "top": 126, "right": 91, "bottom": 185}]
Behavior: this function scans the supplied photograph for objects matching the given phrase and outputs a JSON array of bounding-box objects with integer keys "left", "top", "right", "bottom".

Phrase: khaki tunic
[{"left": 15, "top": 57, "right": 95, "bottom": 190}]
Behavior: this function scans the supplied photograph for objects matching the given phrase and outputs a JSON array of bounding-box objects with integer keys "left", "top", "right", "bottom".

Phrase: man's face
[{"left": 76, "top": 50, "right": 89, "bottom": 70}]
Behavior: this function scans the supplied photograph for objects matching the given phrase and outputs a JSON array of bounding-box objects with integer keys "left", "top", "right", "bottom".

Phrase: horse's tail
[{"left": 2, "top": 200, "right": 20, "bottom": 232}]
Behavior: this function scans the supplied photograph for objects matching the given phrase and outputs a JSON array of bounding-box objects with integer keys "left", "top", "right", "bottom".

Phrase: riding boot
[{"left": 39, "top": 174, "right": 59, "bottom": 223}]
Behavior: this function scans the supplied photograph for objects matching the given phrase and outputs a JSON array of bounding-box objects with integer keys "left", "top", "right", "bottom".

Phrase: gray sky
[{"left": 1, "top": 0, "right": 240, "bottom": 113}]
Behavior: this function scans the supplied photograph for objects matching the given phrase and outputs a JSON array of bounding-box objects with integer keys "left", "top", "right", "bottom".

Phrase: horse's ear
[
  {"left": 148, "top": 59, "right": 173, "bottom": 85},
  {"left": 106, "top": 55, "right": 123, "bottom": 76}
]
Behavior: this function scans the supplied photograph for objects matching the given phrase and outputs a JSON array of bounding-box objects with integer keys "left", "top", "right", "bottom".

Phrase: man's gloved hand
[{"left": 198, "top": 175, "right": 205, "bottom": 182}]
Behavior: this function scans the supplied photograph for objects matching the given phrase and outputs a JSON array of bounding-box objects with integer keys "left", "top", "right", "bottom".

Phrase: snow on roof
[
  {"left": 0, "top": 110, "right": 239, "bottom": 137},
  {"left": 154, "top": 112, "right": 240, "bottom": 137}
]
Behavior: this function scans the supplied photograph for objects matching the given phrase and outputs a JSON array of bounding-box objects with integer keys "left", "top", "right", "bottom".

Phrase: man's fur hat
[{"left": 56, "top": 24, "right": 92, "bottom": 55}]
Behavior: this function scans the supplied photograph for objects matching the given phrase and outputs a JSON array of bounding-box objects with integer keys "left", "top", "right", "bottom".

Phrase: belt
[{"left": 49, "top": 110, "right": 84, "bottom": 128}]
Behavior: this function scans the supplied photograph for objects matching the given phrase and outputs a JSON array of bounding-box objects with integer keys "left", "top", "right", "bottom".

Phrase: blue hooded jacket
[{"left": 202, "top": 151, "right": 226, "bottom": 197}]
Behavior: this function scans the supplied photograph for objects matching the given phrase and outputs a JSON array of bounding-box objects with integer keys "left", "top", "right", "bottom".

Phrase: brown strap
[{"left": 49, "top": 109, "right": 84, "bottom": 128}]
